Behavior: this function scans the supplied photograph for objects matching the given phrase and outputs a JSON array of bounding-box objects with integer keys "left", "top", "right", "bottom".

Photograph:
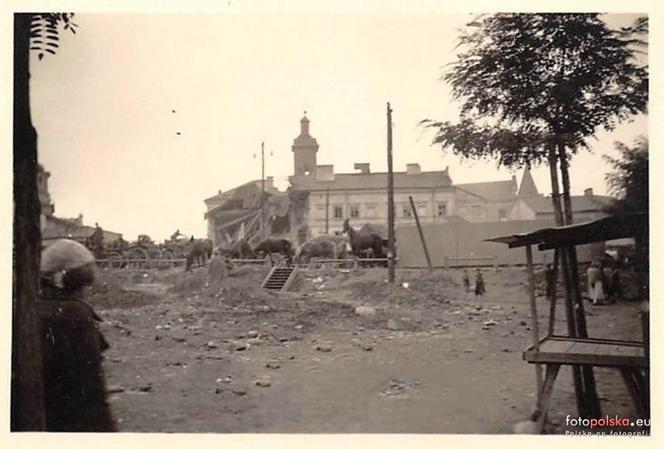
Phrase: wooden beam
[
  {"left": 525, "top": 245, "right": 544, "bottom": 406},
  {"left": 409, "top": 196, "right": 433, "bottom": 271}
]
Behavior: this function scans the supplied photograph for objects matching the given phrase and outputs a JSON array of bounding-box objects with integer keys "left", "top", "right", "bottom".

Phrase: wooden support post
[
  {"left": 525, "top": 245, "right": 543, "bottom": 405},
  {"left": 536, "top": 364, "right": 561, "bottom": 434},
  {"left": 620, "top": 368, "right": 648, "bottom": 418},
  {"left": 409, "top": 196, "right": 432, "bottom": 271},
  {"left": 547, "top": 249, "right": 559, "bottom": 336}
]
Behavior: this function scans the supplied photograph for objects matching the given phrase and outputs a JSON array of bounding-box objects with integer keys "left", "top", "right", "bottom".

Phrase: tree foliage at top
[
  {"left": 603, "top": 137, "right": 648, "bottom": 215},
  {"left": 29, "top": 13, "right": 77, "bottom": 60},
  {"left": 423, "top": 14, "right": 648, "bottom": 168}
]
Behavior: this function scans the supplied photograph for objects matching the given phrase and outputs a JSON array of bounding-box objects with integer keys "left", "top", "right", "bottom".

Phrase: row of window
[{"left": 319, "top": 202, "right": 449, "bottom": 219}]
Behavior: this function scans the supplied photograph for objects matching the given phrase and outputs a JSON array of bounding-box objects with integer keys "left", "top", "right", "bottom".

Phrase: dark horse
[
  {"left": 254, "top": 238, "right": 294, "bottom": 264},
  {"left": 185, "top": 238, "right": 213, "bottom": 271},
  {"left": 221, "top": 239, "right": 255, "bottom": 260},
  {"left": 342, "top": 218, "right": 385, "bottom": 260}
]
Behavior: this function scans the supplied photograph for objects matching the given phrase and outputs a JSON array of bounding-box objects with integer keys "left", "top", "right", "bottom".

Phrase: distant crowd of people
[
  {"left": 542, "top": 259, "right": 624, "bottom": 305},
  {"left": 462, "top": 268, "right": 486, "bottom": 297}
]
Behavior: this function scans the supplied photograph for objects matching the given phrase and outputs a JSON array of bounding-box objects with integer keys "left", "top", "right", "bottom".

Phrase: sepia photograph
[{"left": 7, "top": 1, "right": 654, "bottom": 443}]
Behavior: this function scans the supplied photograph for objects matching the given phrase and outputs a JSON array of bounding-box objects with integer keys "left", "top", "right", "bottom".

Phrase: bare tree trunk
[
  {"left": 547, "top": 144, "right": 585, "bottom": 416},
  {"left": 557, "top": 142, "right": 601, "bottom": 418},
  {"left": 12, "top": 13, "right": 46, "bottom": 431}
]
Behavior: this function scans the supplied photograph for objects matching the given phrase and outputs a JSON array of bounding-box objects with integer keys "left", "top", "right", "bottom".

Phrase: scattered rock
[
  {"left": 354, "top": 306, "right": 377, "bottom": 317},
  {"left": 107, "top": 385, "right": 125, "bottom": 394},
  {"left": 519, "top": 320, "right": 528, "bottom": 326},
  {"left": 315, "top": 344, "right": 332, "bottom": 352},
  {"left": 247, "top": 330, "right": 259, "bottom": 338},
  {"left": 266, "top": 361, "right": 281, "bottom": 369},
  {"left": 171, "top": 334, "right": 186, "bottom": 343},
  {"left": 513, "top": 420, "right": 538, "bottom": 434},
  {"left": 232, "top": 387, "right": 247, "bottom": 396},
  {"left": 254, "top": 377, "right": 272, "bottom": 387},
  {"left": 386, "top": 318, "right": 401, "bottom": 331},
  {"left": 235, "top": 342, "right": 249, "bottom": 351},
  {"left": 206, "top": 341, "right": 219, "bottom": 349}
]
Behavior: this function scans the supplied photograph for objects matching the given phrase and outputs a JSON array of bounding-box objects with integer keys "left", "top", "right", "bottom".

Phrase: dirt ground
[{"left": 86, "top": 263, "right": 646, "bottom": 434}]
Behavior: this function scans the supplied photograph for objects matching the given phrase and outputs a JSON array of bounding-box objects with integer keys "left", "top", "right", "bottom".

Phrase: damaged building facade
[{"left": 204, "top": 114, "right": 611, "bottom": 259}]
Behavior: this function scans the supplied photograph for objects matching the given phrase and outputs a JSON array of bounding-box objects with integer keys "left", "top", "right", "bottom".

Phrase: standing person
[
  {"left": 608, "top": 268, "right": 623, "bottom": 303},
  {"left": 39, "top": 239, "right": 116, "bottom": 432},
  {"left": 544, "top": 264, "right": 556, "bottom": 301},
  {"left": 462, "top": 269, "right": 470, "bottom": 293},
  {"left": 586, "top": 261, "right": 605, "bottom": 305},
  {"left": 475, "top": 268, "right": 486, "bottom": 297},
  {"left": 602, "top": 264, "right": 614, "bottom": 299}
]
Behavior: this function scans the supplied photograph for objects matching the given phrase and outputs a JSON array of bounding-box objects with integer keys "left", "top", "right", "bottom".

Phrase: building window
[
  {"left": 402, "top": 204, "right": 412, "bottom": 218},
  {"left": 498, "top": 209, "right": 508, "bottom": 221},
  {"left": 350, "top": 205, "right": 360, "bottom": 218},
  {"left": 334, "top": 206, "right": 343, "bottom": 219},
  {"left": 438, "top": 203, "right": 448, "bottom": 217},
  {"left": 417, "top": 203, "right": 427, "bottom": 217}
]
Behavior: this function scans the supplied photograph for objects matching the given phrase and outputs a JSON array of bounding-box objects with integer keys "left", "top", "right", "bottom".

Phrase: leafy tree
[
  {"left": 13, "top": 12, "right": 76, "bottom": 430},
  {"left": 424, "top": 13, "right": 648, "bottom": 419},
  {"left": 604, "top": 137, "right": 648, "bottom": 215},
  {"left": 604, "top": 137, "right": 649, "bottom": 299},
  {"left": 424, "top": 14, "right": 647, "bottom": 174}
]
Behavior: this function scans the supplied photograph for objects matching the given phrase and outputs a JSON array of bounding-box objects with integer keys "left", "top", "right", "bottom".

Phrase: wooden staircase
[{"left": 261, "top": 265, "right": 297, "bottom": 291}]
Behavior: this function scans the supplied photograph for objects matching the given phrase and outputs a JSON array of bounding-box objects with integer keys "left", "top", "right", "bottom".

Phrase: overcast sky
[{"left": 30, "top": 11, "right": 647, "bottom": 241}]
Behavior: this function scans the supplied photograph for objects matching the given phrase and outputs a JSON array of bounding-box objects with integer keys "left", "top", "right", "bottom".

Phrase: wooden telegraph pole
[
  {"left": 325, "top": 187, "right": 330, "bottom": 235},
  {"left": 386, "top": 102, "right": 395, "bottom": 283},
  {"left": 409, "top": 196, "right": 432, "bottom": 271}
]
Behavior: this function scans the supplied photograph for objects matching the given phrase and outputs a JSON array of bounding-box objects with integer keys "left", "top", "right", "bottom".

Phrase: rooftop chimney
[
  {"left": 354, "top": 163, "right": 370, "bottom": 174},
  {"left": 406, "top": 163, "right": 421, "bottom": 175},
  {"left": 316, "top": 164, "right": 335, "bottom": 181}
]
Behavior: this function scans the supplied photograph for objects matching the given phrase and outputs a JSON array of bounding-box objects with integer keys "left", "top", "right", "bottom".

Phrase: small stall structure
[{"left": 487, "top": 213, "right": 648, "bottom": 433}]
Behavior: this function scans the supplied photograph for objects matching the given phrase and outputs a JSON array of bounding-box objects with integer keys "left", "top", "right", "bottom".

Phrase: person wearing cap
[{"left": 38, "top": 239, "right": 116, "bottom": 432}]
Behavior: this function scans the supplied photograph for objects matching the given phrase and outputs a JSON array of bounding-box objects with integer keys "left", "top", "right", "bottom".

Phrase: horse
[
  {"left": 295, "top": 235, "right": 350, "bottom": 264},
  {"left": 220, "top": 238, "right": 255, "bottom": 260},
  {"left": 185, "top": 238, "right": 213, "bottom": 271},
  {"left": 254, "top": 238, "right": 294, "bottom": 264},
  {"left": 342, "top": 218, "right": 385, "bottom": 261}
]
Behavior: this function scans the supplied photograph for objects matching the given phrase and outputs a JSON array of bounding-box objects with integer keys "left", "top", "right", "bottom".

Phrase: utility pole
[
  {"left": 325, "top": 187, "right": 330, "bottom": 235},
  {"left": 386, "top": 102, "right": 395, "bottom": 283},
  {"left": 256, "top": 141, "right": 267, "bottom": 241},
  {"left": 409, "top": 196, "right": 432, "bottom": 271}
]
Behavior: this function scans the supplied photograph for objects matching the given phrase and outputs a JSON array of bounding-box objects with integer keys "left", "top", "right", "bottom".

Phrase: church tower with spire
[
  {"left": 292, "top": 112, "right": 319, "bottom": 177},
  {"left": 517, "top": 165, "right": 540, "bottom": 198}
]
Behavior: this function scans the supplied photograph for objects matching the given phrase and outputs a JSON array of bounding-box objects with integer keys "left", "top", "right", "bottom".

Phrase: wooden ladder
[{"left": 261, "top": 265, "right": 297, "bottom": 291}]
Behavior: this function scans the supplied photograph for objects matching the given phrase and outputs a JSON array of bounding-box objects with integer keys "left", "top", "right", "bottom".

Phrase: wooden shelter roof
[{"left": 486, "top": 213, "right": 646, "bottom": 250}]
